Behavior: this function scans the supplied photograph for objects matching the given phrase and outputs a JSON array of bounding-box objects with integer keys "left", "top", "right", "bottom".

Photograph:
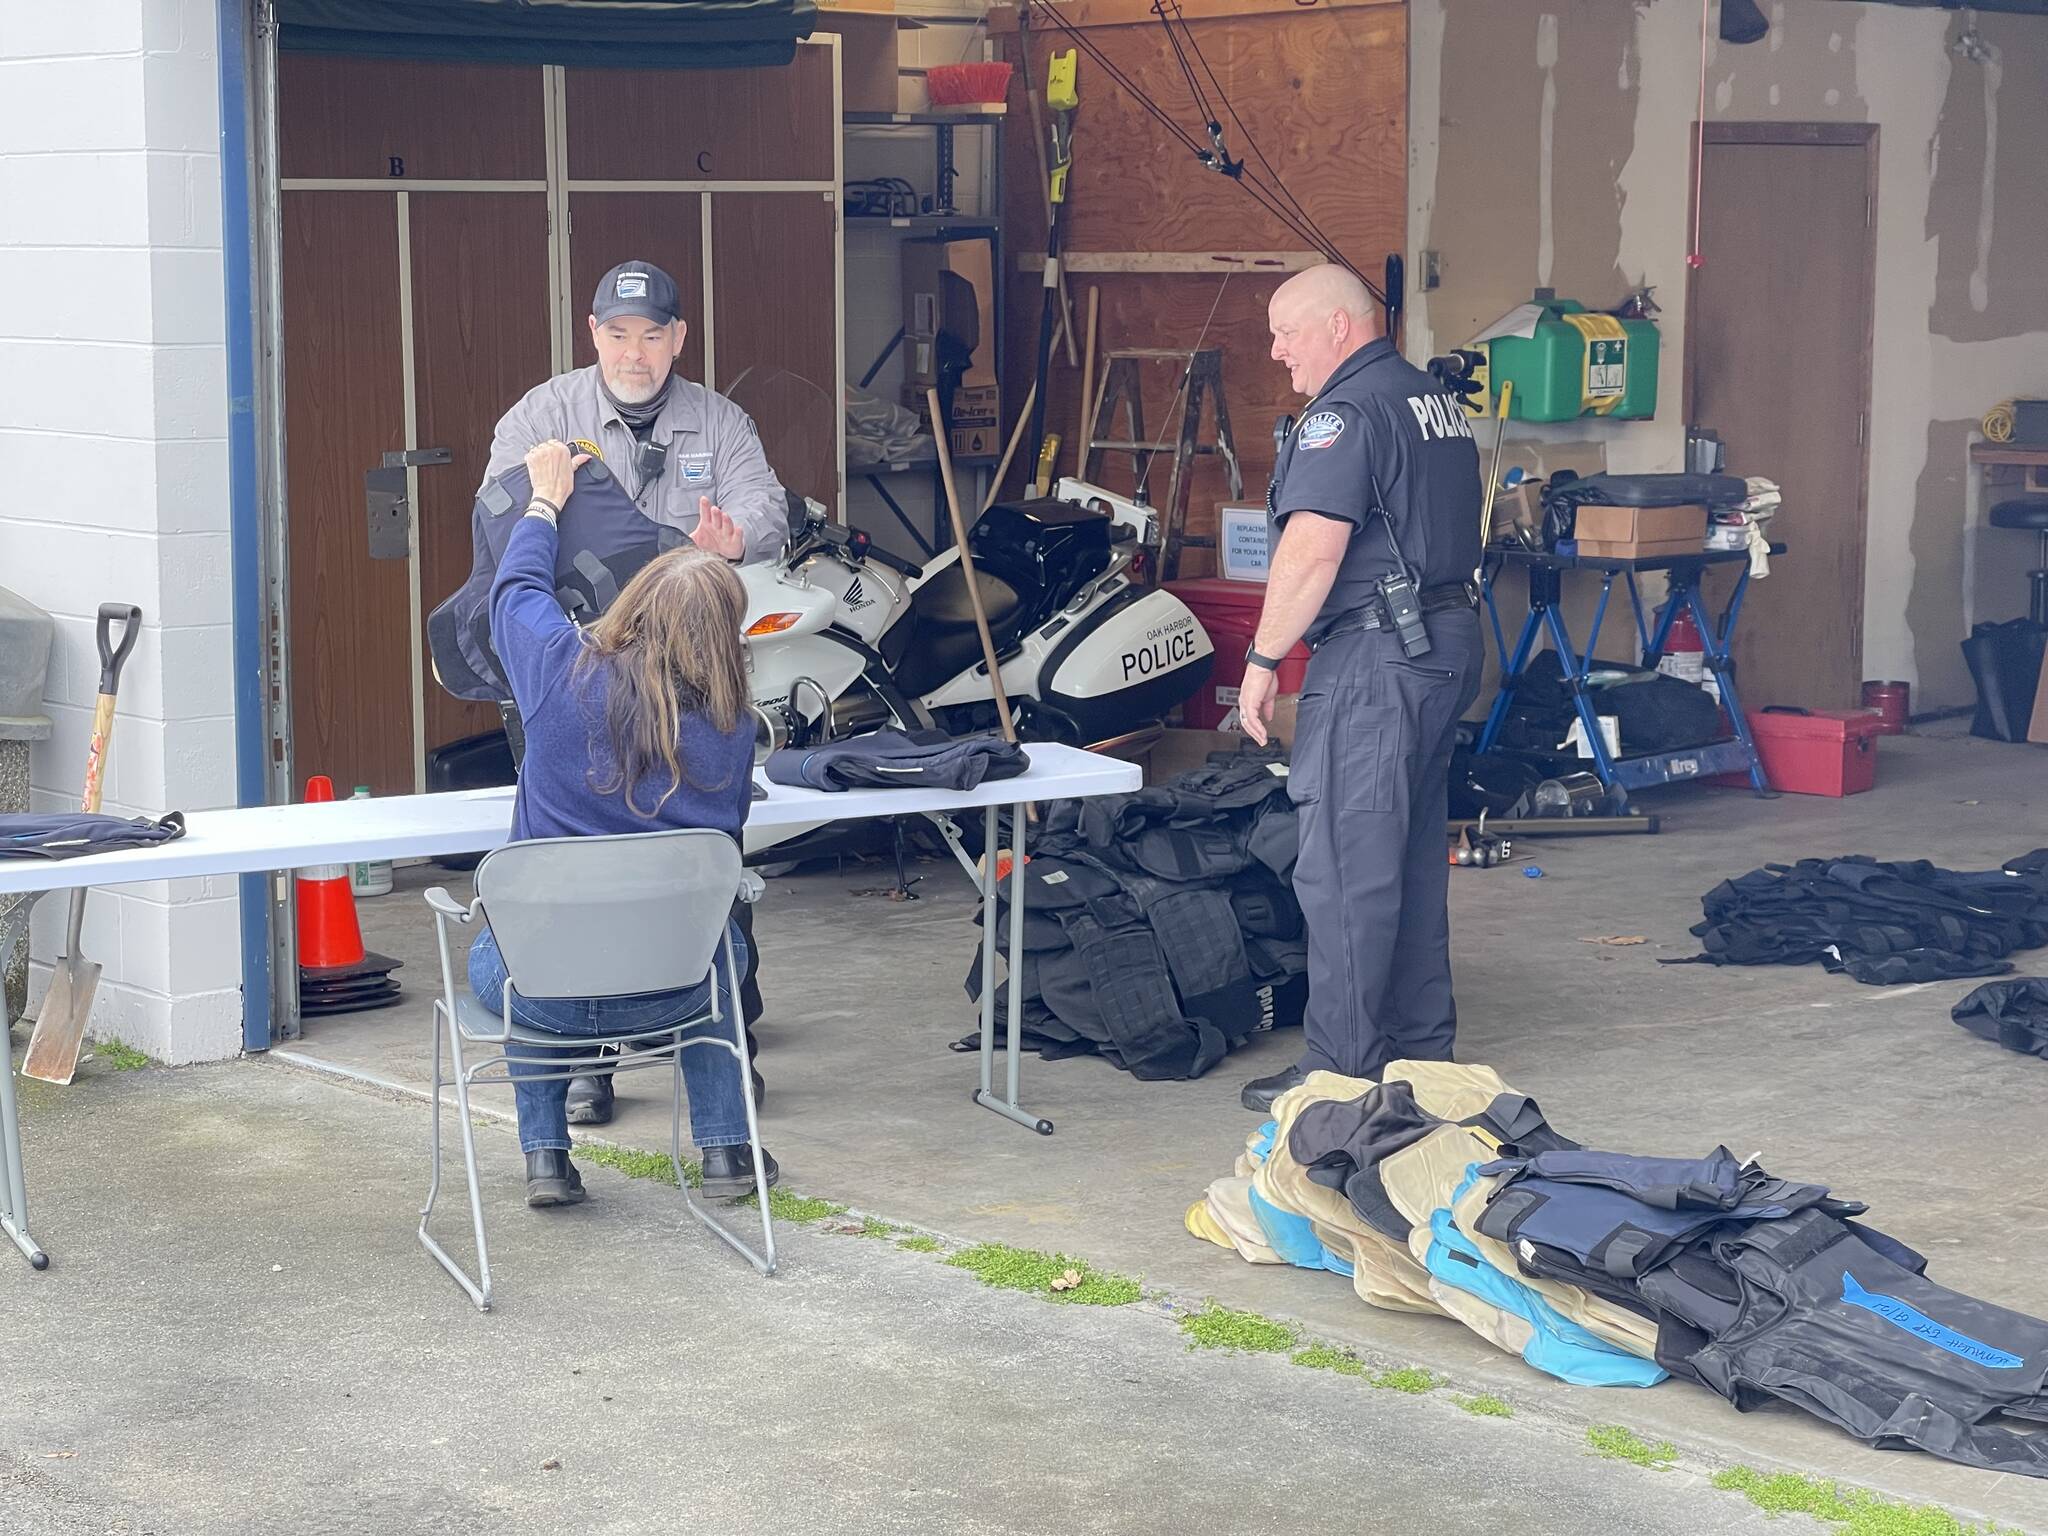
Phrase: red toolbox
[
  {"left": 1165, "top": 579, "right": 1310, "bottom": 729},
  {"left": 1711, "top": 706, "right": 1886, "bottom": 796}
]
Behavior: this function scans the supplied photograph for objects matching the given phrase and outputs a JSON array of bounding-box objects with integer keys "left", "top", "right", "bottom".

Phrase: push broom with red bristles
[{"left": 924, "top": 61, "right": 1013, "bottom": 109}]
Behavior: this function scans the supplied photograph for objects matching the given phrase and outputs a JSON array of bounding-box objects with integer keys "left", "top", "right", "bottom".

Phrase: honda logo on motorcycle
[
  {"left": 1121, "top": 614, "right": 1200, "bottom": 681},
  {"left": 844, "top": 576, "right": 874, "bottom": 612}
]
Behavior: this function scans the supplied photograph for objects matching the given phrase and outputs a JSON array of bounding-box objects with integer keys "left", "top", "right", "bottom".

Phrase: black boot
[
  {"left": 1240, "top": 1063, "right": 1309, "bottom": 1114},
  {"left": 700, "top": 1144, "right": 779, "bottom": 1201},
  {"left": 565, "top": 1071, "right": 616, "bottom": 1126},
  {"left": 526, "top": 1149, "right": 587, "bottom": 1208}
]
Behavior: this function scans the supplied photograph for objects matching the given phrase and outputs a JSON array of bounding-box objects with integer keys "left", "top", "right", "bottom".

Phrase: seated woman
[{"left": 467, "top": 439, "right": 775, "bottom": 1208}]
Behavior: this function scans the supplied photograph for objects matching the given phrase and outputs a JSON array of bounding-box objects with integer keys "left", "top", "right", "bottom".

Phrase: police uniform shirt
[
  {"left": 481, "top": 365, "right": 790, "bottom": 564},
  {"left": 1269, "top": 337, "right": 1484, "bottom": 638}
]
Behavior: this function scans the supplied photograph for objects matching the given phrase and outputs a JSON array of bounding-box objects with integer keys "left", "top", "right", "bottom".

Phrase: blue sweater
[{"left": 489, "top": 513, "right": 755, "bottom": 845}]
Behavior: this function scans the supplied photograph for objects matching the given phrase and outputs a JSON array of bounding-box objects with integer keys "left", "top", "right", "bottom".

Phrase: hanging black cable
[{"left": 1019, "top": 0, "right": 1383, "bottom": 302}]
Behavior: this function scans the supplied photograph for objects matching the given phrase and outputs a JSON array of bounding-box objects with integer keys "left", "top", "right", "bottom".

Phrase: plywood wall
[{"left": 998, "top": 0, "right": 1406, "bottom": 572}]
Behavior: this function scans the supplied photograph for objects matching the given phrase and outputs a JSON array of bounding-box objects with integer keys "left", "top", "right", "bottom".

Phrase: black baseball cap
[{"left": 593, "top": 260, "right": 680, "bottom": 324}]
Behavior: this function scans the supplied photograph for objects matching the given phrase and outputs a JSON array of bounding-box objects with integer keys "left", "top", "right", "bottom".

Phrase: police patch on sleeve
[{"left": 1298, "top": 410, "right": 1346, "bottom": 451}]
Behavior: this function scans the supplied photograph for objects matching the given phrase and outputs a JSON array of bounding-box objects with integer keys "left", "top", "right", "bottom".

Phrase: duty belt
[{"left": 1310, "top": 582, "right": 1478, "bottom": 652}]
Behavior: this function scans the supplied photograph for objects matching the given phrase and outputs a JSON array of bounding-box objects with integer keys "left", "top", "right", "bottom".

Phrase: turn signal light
[{"left": 745, "top": 612, "right": 804, "bottom": 637}]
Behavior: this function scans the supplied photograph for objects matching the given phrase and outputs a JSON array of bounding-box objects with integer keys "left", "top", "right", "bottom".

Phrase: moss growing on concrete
[
  {"left": 945, "top": 1242, "right": 1142, "bottom": 1306},
  {"left": 737, "top": 1188, "right": 846, "bottom": 1225},
  {"left": 895, "top": 1234, "right": 943, "bottom": 1254},
  {"left": 95, "top": 1040, "right": 151, "bottom": 1072},
  {"left": 1290, "top": 1345, "right": 1368, "bottom": 1377},
  {"left": 1711, "top": 1467, "right": 2020, "bottom": 1536},
  {"left": 1587, "top": 1424, "right": 1677, "bottom": 1469},
  {"left": 1370, "top": 1367, "right": 1443, "bottom": 1395},
  {"left": 1179, "top": 1302, "right": 1297, "bottom": 1353},
  {"left": 571, "top": 1142, "right": 700, "bottom": 1189},
  {"left": 1453, "top": 1393, "right": 1513, "bottom": 1418}
]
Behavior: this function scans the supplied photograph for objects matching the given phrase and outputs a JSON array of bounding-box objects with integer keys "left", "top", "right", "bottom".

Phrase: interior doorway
[
  {"left": 275, "top": 46, "right": 843, "bottom": 797},
  {"left": 1687, "top": 122, "right": 1878, "bottom": 712}
]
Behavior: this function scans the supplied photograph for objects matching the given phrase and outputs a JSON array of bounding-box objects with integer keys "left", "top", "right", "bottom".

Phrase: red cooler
[
  {"left": 1710, "top": 707, "right": 1886, "bottom": 796},
  {"left": 1166, "top": 579, "right": 1310, "bottom": 729}
]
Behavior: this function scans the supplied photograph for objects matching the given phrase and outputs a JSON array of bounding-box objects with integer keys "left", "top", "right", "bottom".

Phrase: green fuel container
[{"left": 1485, "top": 293, "right": 1659, "bottom": 422}]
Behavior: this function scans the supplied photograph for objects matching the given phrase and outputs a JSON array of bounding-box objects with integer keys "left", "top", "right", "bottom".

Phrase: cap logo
[{"left": 615, "top": 272, "right": 650, "bottom": 299}]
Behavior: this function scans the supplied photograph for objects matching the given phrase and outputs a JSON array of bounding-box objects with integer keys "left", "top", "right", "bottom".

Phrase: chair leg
[
  {"left": 676, "top": 939, "right": 777, "bottom": 1275},
  {"left": 417, "top": 1004, "right": 497, "bottom": 1311}
]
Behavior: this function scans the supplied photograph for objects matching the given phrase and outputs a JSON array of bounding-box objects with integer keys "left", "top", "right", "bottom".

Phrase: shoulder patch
[
  {"left": 571, "top": 438, "right": 604, "bottom": 461},
  {"left": 1298, "top": 410, "right": 1346, "bottom": 451}
]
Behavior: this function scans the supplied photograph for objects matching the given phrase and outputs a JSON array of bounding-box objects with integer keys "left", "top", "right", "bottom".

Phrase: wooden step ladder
[{"left": 1082, "top": 347, "right": 1243, "bottom": 582}]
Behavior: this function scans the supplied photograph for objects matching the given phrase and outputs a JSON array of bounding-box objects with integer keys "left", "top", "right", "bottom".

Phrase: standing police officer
[
  {"left": 1236, "top": 264, "right": 1485, "bottom": 1111},
  {"left": 482, "top": 258, "right": 789, "bottom": 1125}
]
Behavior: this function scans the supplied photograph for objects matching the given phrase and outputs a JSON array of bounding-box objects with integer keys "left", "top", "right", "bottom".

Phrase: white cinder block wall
[{"left": 0, "top": 0, "right": 243, "bottom": 1063}]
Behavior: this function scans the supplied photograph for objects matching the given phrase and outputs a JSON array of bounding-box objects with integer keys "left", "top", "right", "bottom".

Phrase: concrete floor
[
  {"left": 2, "top": 1063, "right": 1801, "bottom": 1536},
  {"left": 138, "top": 730, "right": 2048, "bottom": 1526}
]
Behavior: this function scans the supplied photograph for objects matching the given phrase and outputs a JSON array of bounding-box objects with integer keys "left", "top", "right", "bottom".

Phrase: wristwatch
[{"left": 1244, "top": 645, "right": 1283, "bottom": 672}]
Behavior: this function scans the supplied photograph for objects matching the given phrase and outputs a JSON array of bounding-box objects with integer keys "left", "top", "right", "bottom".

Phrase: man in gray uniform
[
  {"left": 483, "top": 258, "right": 790, "bottom": 1124},
  {"left": 1236, "top": 264, "right": 1485, "bottom": 1111}
]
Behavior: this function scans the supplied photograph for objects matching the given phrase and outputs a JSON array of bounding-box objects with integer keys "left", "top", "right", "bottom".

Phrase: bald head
[{"left": 1268, "top": 263, "right": 1384, "bottom": 398}]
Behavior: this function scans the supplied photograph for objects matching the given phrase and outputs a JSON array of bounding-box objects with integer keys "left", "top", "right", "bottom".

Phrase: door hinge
[
  {"left": 1865, "top": 195, "right": 1872, "bottom": 230},
  {"left": 1857, "top": 409, "right": 1867, "bottom": 447}
]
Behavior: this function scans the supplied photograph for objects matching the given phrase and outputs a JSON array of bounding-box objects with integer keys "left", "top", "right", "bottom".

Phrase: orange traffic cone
[
  {"left": 296, "top": 774, "right": 403, "bottom": 1015},
  {"left": 296, "top": 775, "right": 366, "bottom": 968}
]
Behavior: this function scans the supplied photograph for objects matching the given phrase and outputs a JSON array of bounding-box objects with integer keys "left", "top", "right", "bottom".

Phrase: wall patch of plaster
[
  {"left": 1537, "top": 12, "right": 1559, "bottom": 289},
  {"left": 1854, "top": 3, "right": 1954, "bottom": 692},
  {"left": 1770, "top": 84, "right": 1780, "bottom": 107},
  {"left": 1611, "top": 0, "right": 1703, "bottom": 475},
  {"left": 1715, "top": 77, "right": 1734, "bottom": 113},
  {"left": 1969, "top": 47, "right": 2000, "bottom": 313},
  {"left": 1825, "top": 88, "right": 1841, "bottom": 107},
  {"left": 1404, "top": 0, "right": 1448, "bottom": 363}
]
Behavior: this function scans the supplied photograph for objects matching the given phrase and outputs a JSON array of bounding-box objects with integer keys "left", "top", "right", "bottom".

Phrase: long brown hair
[{"left": 571, "top": 544, "right": 751, "bottom": 818}]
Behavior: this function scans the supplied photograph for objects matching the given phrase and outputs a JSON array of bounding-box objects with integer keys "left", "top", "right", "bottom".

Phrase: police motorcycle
[{"left": 739, "top": 478, "right": 1215, "bottom": 859}]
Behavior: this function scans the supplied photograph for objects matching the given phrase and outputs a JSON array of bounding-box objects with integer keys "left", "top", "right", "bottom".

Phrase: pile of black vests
[{"left": 960, "top": 749, "right": 1304, "bottom": 1079}]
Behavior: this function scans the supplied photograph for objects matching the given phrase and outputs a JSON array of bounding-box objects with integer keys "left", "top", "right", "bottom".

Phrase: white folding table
[{"left": 0, "top": 744, "right": 1139, "bottom": 1271}]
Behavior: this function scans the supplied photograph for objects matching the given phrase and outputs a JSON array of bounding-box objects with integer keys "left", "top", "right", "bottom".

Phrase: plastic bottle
[{"left": 349, "top": 786, "right": 395, "bottom": 897}]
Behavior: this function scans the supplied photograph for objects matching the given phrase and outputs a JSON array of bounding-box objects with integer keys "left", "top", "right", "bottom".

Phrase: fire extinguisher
[{"left": 1654, "top": 601, "right": 1706, "bottom": 685}]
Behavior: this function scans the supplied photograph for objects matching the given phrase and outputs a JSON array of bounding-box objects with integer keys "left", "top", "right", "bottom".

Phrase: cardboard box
[
  {"left": 1571, "top": 503, "right": 1708, "bottom": 555},
  {"left": 1494, "top": 481, "right": 1542, "bottom": 544},
  {"left": 2031, "top": 641, "right": 2048, "bottom": 745},
  {"left": 1218, "top": 504, "right": 1270, "bottom": 581},
  {"left": 1573, "top": 537, "right": 1707, "bottom": 560},
  {"left": 905, "top": 382, "right": 1001, "bottom": 461},
  {"left": 813, "top": 11, "right": 902, "bottom": 115},
  {"left": 1144, "top": 696, "right": 1297, "bottom": 784},
  {"left": 903, "top": 238, "right": 996, "bottom": 389}
]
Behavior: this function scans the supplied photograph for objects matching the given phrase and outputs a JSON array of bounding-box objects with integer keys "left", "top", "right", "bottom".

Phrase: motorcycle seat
[{"left": 890, "top": 564, "right": 1027, "bottom": 697}]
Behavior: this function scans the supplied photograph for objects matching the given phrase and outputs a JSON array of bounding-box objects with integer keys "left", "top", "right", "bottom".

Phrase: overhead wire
[{"left": 1019, "top": 0, "right": 1381, "bottom": 301}]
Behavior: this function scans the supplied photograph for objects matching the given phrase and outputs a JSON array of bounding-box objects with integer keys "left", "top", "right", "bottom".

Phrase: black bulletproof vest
[
  {"left": 1474, "top": 1148, "right": 1862, "bottom": 1283},
  {"left": 1671, "top": 855, "right": 2048, "bottom": 986},
  {"left": 1640, "top": 1209, "right": 2048, "bottom": 1478},
  {"left": 427, "top": 458, "right": 679, "bottom": 703}
]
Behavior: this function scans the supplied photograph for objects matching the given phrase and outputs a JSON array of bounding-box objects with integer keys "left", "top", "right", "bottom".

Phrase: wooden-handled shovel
[{"left": 24, "top": 604, "right": 143, "bottom": 1085}]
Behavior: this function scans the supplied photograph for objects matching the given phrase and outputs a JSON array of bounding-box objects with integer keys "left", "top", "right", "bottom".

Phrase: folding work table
[
  {"left": 1475, "top": 544, "right": 1788, "bottom": 799},
  {"left": 0, "top": 744, "right": 1138, "bottom": 1272}
]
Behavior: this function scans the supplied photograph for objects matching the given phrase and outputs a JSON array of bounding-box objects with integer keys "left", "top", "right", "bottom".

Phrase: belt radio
[{"left": 1368, "top": 474, "right": 1433, "bottom": 660}]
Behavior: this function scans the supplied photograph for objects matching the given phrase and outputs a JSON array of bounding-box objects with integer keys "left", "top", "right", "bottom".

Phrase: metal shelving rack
[{"left": 844, "top": 101, "right": 1006, "bottom": 556}]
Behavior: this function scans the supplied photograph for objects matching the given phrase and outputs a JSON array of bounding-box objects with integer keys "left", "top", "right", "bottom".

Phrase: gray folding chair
[{"left": 418, "top": 827, "right": 773, "bottom": 1311}]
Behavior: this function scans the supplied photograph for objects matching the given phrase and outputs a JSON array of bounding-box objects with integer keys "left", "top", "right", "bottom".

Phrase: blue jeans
[{"left": 466, "top": 923, "right": 752, "bottom": 1155}]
